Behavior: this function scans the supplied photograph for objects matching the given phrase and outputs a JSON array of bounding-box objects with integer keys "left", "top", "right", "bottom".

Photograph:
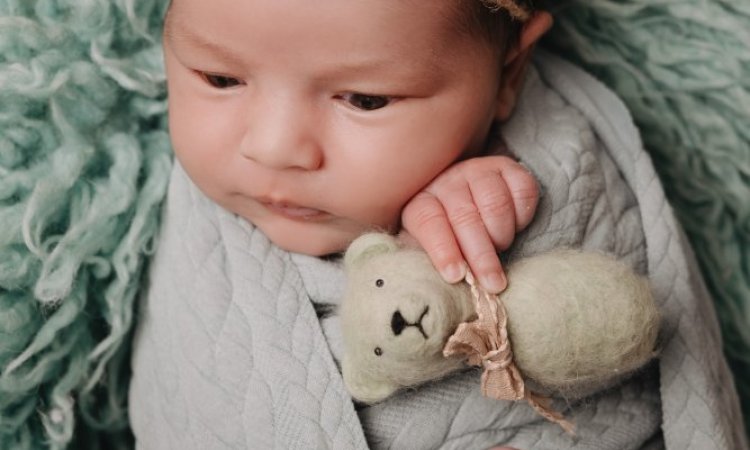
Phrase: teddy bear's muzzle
[{"left": 390, "top": 306, "right": 429, "bottom": 339}]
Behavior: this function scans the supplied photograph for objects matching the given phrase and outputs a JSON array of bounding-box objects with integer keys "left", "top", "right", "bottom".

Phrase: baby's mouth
[{"left": 261, "top": 201, "right": 329, "bottom": 221}]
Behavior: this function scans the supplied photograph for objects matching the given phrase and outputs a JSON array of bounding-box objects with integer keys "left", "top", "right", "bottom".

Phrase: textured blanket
[{"left": 128, "top": 53, "right": 747, "bottom": 449}]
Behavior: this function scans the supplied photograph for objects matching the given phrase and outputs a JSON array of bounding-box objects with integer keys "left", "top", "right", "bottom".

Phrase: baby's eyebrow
[
  {"left": 163, "top": 15, "right": 245, "bottom": 66},
  {"left": 312, "top": 44, "right": 445, "bottom": 83},
  {"left": 324, "top": 58, "right": 412, "bottom": 78}
]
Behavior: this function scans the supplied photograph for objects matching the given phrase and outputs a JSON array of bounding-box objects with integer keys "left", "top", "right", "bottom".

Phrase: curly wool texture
[
  {"left": 544, "top": 1, "right": 750, "bottom": 433},
  {"left": 0, "top": 0, "right": 171, "bottom": 448},
  {"left": 2, "top": 0, "right": 748, "bottom": 446}
]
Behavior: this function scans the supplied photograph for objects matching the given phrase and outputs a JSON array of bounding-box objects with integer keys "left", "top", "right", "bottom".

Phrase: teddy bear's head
[{"left": 340, "top": 233, "right": 475, "bottom": 403}]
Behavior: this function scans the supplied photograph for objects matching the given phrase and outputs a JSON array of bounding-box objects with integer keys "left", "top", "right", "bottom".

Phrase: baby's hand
[{"left": 401, "top": 155, "right": 538, "bottom": 293}]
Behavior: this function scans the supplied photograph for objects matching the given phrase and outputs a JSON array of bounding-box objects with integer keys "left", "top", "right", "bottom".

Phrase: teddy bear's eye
[
  {"left": 374, "top": 347, "right": 383, "bottom": 356},
  {"left": 375, "top": 279, "right": 384, "bottom": 288}
]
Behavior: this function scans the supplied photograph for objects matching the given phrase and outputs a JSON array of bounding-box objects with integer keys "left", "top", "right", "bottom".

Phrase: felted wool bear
[{"left": 340, "top": 233, "right": 660, "bottom": 412}]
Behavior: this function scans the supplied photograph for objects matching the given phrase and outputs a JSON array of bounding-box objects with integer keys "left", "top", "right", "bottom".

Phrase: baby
[
  {"left": 129, "top": 0, "right": 667, "bottom": 448},
  {"left": 161, "top": 0, "right": 552, "bottom": 293}
]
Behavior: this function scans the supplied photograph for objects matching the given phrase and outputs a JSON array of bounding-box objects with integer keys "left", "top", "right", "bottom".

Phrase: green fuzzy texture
[
  {"left": 1, "top": 0, "right": 748, "bottom": 447},
  {"left": 0, "top": 0, "right": 171, "bottom": 448},
  {"left": 544, "top": 0, "right": 750, "bottom": 437}
]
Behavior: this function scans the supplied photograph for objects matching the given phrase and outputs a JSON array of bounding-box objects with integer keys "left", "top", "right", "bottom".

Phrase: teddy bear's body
[
  {"left": 497, "top": 249, "right": 659, "bottom": 398},
  {"left": 341, "top": 233, "right": 659, "bottom": 405}
]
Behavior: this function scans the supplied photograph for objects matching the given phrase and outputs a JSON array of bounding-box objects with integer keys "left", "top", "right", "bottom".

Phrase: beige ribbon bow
[{"left": 443, "top": 271, "right": 575, "bottom": 435}]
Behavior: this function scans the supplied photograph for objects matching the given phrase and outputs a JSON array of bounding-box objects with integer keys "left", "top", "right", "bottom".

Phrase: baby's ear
[
  {"left": 495, "top": 11, "right": 554, "bottom": 122},
  {"left": 342, "top": 357, "right": 398, "bottom": 403},
  {"left": 344, "top": 233, "right": 398, "bottom": 269}
]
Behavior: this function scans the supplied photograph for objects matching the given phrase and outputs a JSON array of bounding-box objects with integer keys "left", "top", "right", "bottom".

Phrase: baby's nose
[{"left": 239, "top": 96, "right": 323, "bottom": 171}]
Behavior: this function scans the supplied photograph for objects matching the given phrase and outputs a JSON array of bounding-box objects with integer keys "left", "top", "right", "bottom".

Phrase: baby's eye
[
  {"left": 341, "top": 93, "right": 391, "bottom": 111},
  {"left": 200, "top": 72, "right": 243, "bottom": 89}
]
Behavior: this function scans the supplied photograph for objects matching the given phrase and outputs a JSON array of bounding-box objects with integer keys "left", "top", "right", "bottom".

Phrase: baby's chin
[
  {"left": 254, "top": 219, "right": 395, "bottom": 257},
  {"left": 272, "top": 235, "right": 349, "bottom": 257}
]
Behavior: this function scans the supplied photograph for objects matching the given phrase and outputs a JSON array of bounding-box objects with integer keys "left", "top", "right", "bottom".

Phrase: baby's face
[{"left": 164, "top": 0, "right": 505, "bottom": 255}]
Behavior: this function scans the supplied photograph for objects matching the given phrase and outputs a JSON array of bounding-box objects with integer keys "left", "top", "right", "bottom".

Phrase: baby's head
[{"left": 162, "top": 0, "right": 551, "bottom": 255}]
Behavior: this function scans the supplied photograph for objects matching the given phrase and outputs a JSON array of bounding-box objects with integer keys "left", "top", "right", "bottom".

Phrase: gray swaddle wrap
[{"left": 129, "top": 53, "right": 747, "bottom": 449}]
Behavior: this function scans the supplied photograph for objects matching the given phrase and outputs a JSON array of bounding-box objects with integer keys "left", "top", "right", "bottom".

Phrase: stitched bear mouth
[{"left": 390, "top": 306, "right": 429, "bottom": 339}]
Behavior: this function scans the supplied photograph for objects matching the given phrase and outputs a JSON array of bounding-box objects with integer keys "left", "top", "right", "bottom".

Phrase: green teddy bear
[{"left": 340, "top": 233, "right": 660, "bottom": 429}]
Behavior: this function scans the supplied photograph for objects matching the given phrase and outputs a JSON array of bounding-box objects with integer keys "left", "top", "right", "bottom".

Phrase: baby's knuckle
[
  {"left": 477, "top": 192, "right": 514, "bottom": 217},
  {"left": 409, "top": 205, "right": 446, "bottom": 229},
  {"left": 447, "top": 204, "right": 481, "bottom": 227},
  {"left": 512, "top": 180, "right": 539, "bottom": 199}
]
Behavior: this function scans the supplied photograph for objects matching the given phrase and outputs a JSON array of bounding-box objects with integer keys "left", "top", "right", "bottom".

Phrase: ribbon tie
[{"left": 443, "top": 271, "right": 575, "bottom": 434}]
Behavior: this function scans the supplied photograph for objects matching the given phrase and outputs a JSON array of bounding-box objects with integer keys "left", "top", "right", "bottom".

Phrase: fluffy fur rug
[{"left": 0, "top": 0, "right": 747, "bottom": 447}]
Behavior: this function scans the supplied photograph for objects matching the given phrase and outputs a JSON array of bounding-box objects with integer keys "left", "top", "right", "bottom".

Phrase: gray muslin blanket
[{"left": 128, "top": 53, "right": 747, "bottom": 449}]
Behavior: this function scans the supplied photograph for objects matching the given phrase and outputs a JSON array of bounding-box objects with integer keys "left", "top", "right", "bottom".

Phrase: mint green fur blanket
[{"left": 0, "top": 0, "right": 748, "bottom": 448}]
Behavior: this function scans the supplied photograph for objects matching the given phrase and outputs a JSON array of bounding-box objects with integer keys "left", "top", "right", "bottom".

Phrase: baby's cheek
[
  {"left": 351, "top": 183, "right": 431, "bottom": 231},
  {"left": 172, "top": 151, "right": 224, "bottom": 201},
  {"left": 354, "top": 204, "right": 402, "bottom": 234}
]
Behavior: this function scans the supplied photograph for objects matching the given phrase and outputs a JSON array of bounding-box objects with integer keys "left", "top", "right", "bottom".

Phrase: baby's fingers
[
  {"left": 469, "top": 170, "right": 518, "bottom": 252},
  {"left": 437, "top": 183, "right": 507, "bottom": 293},
  {"left": 502, "top": 163, "right": 539, "bottom": 232},
  {"left": 401, "top": 191, "right": 466, "bottom": 283}
]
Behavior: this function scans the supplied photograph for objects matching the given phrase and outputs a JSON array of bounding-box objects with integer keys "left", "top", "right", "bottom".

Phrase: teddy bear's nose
[
  {"left": 391, "top": 308, "right": 429, "bottom": 339},
  {"left": 391, "top": 311, "right": 407, "bottom": 336}
]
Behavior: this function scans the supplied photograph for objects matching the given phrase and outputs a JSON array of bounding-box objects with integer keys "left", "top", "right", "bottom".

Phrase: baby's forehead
[
  {"left": 163, "top": 0, "right": 511, "bottom": 74},
  {"left": 164, "top": 0, "right": 510, "bottom": 45}
]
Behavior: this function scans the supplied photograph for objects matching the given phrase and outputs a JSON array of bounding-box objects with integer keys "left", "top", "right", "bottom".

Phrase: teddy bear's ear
[
  {"left": 342, "top": 356, "right": 399, "bottom": 403},
  {"left": 344, "top": 233, "right": 399, "bottom": 269}
]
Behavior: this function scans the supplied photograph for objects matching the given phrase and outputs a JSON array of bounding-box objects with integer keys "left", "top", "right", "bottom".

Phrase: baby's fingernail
[
  {"left": 483, "top": 271, "right": 507, "bottom": 293},
  {"left": 441, "top": 262, "right": 467, "bottom": 283}
]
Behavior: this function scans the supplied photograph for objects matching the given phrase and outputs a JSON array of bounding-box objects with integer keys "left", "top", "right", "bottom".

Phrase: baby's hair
[
  {"left": 454, "top": 0, "right": 536, "bottom": 57},
  {"left": 480, "top": 0, "right": 533, "bottom": 21}
]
